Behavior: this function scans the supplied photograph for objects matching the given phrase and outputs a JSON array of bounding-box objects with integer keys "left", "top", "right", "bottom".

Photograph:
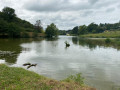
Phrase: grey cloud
[
  {"left": 24, "top": 0, "right": 119, "bottom": 12},
  {"left": 88, "top": 0, "right": 99, "bottom": 4},
  {"left": 92, "top": 0, "right": 118, "bottom": 9},
  {"left": 25, "top": 0, "right": 60, "bottom": 12},
  {"left": 106, "top": 8, "right": 115, "bottom": 12},
  {"left": 118, "top": 4, "right": 120, "bottom": 8},
  {"left": 24, "top": 0, "right": 91, "bottom": 12},
  {"left": 81, "top": 10, "right": 94, "bottom": 17}
]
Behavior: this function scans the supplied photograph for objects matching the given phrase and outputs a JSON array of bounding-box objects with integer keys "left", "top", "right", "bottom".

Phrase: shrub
[
  {"left": 33, "top": 32, "right": 38, "bottom": 38},
  {"left": 105, "top": 38, "right": 111, "bottom": 43},
  {"left": 21, "top": 32, "right": 30, "bottom": 38},
  {"left": 63, "top": 73, "right": 84, "bottom": 86}
]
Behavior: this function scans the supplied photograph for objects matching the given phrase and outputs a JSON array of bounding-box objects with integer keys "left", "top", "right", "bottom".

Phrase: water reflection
[
  {"left": 0, "top": 38, "right": 44, "bottom": 64},
  {"left": 0, "top": 36, "right": 120, "bottom": 90},
  {"left": 72, "top": 37, "right": 120, "bottom": 50}
]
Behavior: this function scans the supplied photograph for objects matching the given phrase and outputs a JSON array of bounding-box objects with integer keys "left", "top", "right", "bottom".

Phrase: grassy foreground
[
  {"left": 80, "top": 31, "right": 120, "bottom": 38},
  {"left": 0, "top": 64, "right": 95, "bottom": 90}
]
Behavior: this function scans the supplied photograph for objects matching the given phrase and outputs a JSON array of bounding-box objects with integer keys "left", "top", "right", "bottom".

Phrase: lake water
[{"left": 0, "top": 36, "right": 120, "bottom": 90}]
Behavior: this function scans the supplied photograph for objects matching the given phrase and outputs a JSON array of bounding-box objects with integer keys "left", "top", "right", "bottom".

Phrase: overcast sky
[{"left": 0, "top": 0, "right": 120, "bottom": 30}]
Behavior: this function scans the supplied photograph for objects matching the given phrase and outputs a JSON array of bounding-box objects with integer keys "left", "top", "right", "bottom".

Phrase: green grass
[
  {"left": 80, "top": 31, "right": 120, "bottom": 38},
  {"left": 63, "top": 73, "right": 84, "bottom": 86},
  {"left": 0, "top": 64, "right": 95, "bottom": 90}
]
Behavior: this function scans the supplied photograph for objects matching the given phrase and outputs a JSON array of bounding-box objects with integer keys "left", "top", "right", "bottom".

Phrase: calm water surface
[{"left": 0, "top": 36, "right": 120, "bottom": 90}]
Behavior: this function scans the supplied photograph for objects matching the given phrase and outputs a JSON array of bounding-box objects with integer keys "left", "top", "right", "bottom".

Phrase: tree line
[
  {"left": 59, "top": 22, "right": 120, "bottom": 35},
  {"left": 3, "top": 7, "right": 120, "bottom": 37}
]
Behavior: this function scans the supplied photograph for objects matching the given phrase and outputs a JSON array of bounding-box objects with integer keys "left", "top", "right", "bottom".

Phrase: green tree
[
  {"left": 58, "top": 30, "right": 66, "bottom": 35},
  {"left": 87, "top": 23, "right": 98, "bottom": 33},
  {"left": 7, "top": 23, "right": 21, "bottom": 37},
  {"left": 96, "top": 26, "right": 104, "bottom": 33},
  {"left": 78, "top": 25, "right": 87, "bottom": 35},
  {"left": 34, "top": 20, "right": 43, "bottom": 33},
  {"left": 0, "top": 7, "right": 39, "bottom": 38},
  {"left": 0, "top": 18, "right": 8, "bottom": 36},
  {"left": 45, "top": 23, "right": 58, "bottom": 38},
  {"left": 2, "top": 7, "right": 16, "bottom": 22},
  {"left": 72, "top": 26, "right": 79, "bottom": 35}
]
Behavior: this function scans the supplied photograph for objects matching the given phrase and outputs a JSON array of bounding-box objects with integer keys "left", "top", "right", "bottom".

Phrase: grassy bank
[
  {"left": 0, "top": 64, "right": 95, "bottom": 90},
  {"left": 80, "top": 31, "right": 120, "bottom": 38}
]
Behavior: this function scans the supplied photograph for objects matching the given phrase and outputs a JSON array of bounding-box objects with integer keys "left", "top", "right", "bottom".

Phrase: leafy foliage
[
  {"left": 78, "top": 25, "right": 87, "bottom": 35},
  {"left": 45, "top": 23, "right": 58, "bottom": 38},
  {"left": 63, "top": 21, "right": 120, "bottom": 36},
  {"left": 63, "top": 73, "right": 84, "bottom": 86},
  {"left": 34, "top": 20, "right": 43, "bottom": 33},
  {"left": 58, "top": 30, "right": 66, "bottom": 35},
  {"left": 0, "top": 7, "right": 44, "bottom": 38},
  {"left": 72, "top": 26, "right": 79, "bottom": 35},
  {"left": 1, "top": 7, "right": 16, "bottom": 22},
  {"left": 7, "top": 23, "right": 21, "bottom": 37},
  {"left": 105, "top": 38, "right": 111, "bottom": 43}
]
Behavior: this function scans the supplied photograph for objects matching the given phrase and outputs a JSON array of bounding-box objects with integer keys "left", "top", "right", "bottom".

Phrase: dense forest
[
  {"left": 59, "top": 22, "right": 120, "bottom": 35},
  {"left": 0, "top": 7, "right": 44, "bottom": 38}
]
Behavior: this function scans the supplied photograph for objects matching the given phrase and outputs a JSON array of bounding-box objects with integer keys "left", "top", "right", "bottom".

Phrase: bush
[
  {"left": 63, "top": 73, "right": 84, "bottom": 86},
  {"left": 33, "top": 32, "right": 38, "bottom": 38},
  {"left": 7, "top": 23, "right": 21, "bottom": 38},
  {"left": 21, "top": 32, "right": 30, "bottom": 38},
  {"left": 105, "top": 38, "right": 111, "bottom": 43},
  {"left": 45, "top": 23, "right": 58, "bottom": 38}
]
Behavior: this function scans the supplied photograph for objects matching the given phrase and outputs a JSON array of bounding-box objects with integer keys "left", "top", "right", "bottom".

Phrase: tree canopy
[
  {"left": 0, "top": 7, "right": 44, "bottom": 38},
  {"left": 45, "top": 23, "right": 58, "bottom": 38},
  {"left": 1, "top": 7, "right": 16, "bottom": 22},
  {"left": 34, "top": 20, "right": 43, "bottom": 33}
]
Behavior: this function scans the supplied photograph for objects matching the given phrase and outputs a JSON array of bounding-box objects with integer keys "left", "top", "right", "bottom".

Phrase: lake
[{"left": 0, "top": 36, "right": 120, "bottom": 90}]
